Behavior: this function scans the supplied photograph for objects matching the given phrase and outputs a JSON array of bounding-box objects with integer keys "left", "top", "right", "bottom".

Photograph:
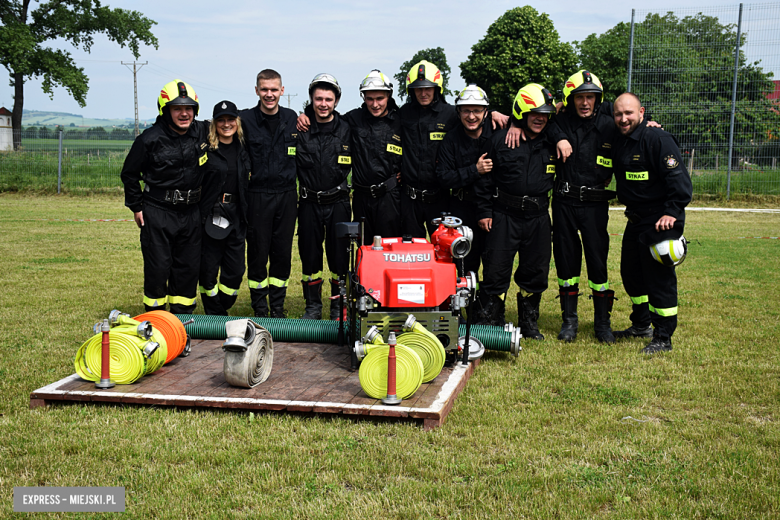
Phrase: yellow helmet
[
  {"left": 562, "top": 70, "right": 603, "bottom": 107},
  {"left": 157, "top": 79, "right": 199, "bottom": 116},
  {"left": 406, "top": 60, "right": 443, "bottom": 95},
  {"left": 512, "top": 83, "right": 555, "bottom": 122}
]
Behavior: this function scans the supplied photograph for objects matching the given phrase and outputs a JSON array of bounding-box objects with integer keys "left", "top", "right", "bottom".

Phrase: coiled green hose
[
  {"left": 358, "top": 343, "right": 423, "bottom": 400},
  {"left": 175, "top": 315, "right": 519, "bottom": 354}
]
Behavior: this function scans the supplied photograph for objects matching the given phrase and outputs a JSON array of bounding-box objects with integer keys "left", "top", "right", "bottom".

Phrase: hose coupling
[
  {"left": 354, "top": 340, "right": 368, "bottom": 361},
  {"left": 142, "top": 341, "right": 160, "bottom": 359},
  {"left": 181, "top": 335, "right": 192, "bottom": 357},
  {"left": 403, "top": 314, "right": 417, "bottom": 331},
  {"left": 363, "top": 325, "right": 381, "bottom": 345},
  {"left": 136, "top": 320, "right": 153, "bottom": 340},
  {"left": 503, "top": 323, "right": 523, "bottom": 356},
  {"left": 108, "top": 309, "right": 130, "bottom": 325}
]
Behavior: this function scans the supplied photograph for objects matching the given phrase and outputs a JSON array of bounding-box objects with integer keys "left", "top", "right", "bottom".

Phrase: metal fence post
[
  {"left": 627, "top": 9, "right": 635, "bottom": 92},
  {"left": 57, "top": 128, "right": 63, "bottom": 194},
  {"left": 726, "top": 3, "right": 744, "bottom": 200}
]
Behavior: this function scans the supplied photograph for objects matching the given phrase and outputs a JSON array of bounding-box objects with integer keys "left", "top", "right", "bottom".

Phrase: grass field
[{"left": 0, "top": 193, "right": 778, "bottom": 518}]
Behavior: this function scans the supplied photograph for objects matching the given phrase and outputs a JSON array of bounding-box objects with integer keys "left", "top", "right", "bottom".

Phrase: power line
[
  {"left": 283, "top": 93, "right": 298, "bottom": 108},
  {"left": 122, "top": 61, "right": 147, "bottom": 137}
]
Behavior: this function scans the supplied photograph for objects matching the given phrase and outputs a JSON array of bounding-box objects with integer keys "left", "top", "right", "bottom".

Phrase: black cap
[{"left": 212, "top": 100, "right": 238, "bottom": 119}]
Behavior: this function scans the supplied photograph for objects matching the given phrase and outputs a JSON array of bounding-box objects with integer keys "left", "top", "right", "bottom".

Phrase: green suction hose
[{"left": 175, "top": 315, "right": 521, "bottom": 355}]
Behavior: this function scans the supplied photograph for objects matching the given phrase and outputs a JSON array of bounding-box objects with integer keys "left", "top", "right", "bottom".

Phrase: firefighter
[
  {"left": 198, "top": 100, "right": 250, "bottom": 315},
  {"left": 296, "top": 74, "right": 352, "bottom": 320},
  {"left": 547, "top": 70, "right": 618, "bottom": 343},
  {"left": 435, "top": 84, "right": 493, "bottom": 277},
  {"left": 239, "top": 69, "right": 298, "bottom": 318},
  {"left": 612, "top": 93, "right": 692, "bottom": 353},
  {"left": 474, "top": 84, "right": 558, "bottom": 340},
  {"left": 297, "top": 69, "right": 403, "bottom": 244},
  {"left": 121, "top": 79, "right": 208, "bottom": 314}
]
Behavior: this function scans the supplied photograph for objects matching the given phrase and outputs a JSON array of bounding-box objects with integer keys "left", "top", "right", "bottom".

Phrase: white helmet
[
  {"left": 650, "top": 236, "right": 688, "bottom": 266},
  {"left": 309, "top": 73, "right": 341, "bottom": 102},
  {"left": 360, "top": 70, "right": 393, "bottom": 95},
  {"left": 455, "top": 84, "right": 489, "bottom": 107}
]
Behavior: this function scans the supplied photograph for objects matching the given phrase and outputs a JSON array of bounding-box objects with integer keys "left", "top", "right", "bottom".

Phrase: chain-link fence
[
  {"left": 628, "top": 2, "right": 780, "bottom": 197},
  {"left": 0, "top": 129, "right": 130, "bottom": 192}
]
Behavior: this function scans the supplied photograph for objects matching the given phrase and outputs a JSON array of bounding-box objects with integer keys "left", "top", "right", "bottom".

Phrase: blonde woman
[{"left": 198, "top": 101, "right": 251, "bottom": 315}]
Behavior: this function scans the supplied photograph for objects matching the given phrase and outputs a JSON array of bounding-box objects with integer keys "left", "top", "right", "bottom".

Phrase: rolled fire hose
[
  {"left": 222, "top": 319, "right": 274, "bottom": 388},
  {"left": 107, "top": 319, "right": 168, "bottom": 374},
  {"left": 397, "top": 315, "right": 446, "bottom": 383},
  {"left": 357, "top": 331, "right": 423, "bottom": 400},
  {"left": 175, "top": 315, "right": 521, "bottom": 355},
  {"left": 75, "top": 325, "right": 165, "bottom": 384},
  {"left": 134, "top": 310, "right": 189, "bottom": 363}
]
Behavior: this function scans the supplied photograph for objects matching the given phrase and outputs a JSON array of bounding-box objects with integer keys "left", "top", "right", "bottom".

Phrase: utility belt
[
  {"left": 494, "top": 189, "right": 548, "bottom": 212},
  {"left": 299, "top": 179, "right": 350, "bottom": 205},
  {"left": 624, "top": 204, "right": 665, "bottom": 224},
  {"left": 451, "top": 187, "right": 477, "bottom": 202},
  {"left": 405, "top": 185, "right": 447, "bottom": 204},
  {"left": 145, "top": 185, "right": 201, "bottom": 206},
  {"left": 555, "top": 181, "right": 616, "bottom": 202},
  {"left": 352, "top": 175, "right": 398, "bottom": 199}
]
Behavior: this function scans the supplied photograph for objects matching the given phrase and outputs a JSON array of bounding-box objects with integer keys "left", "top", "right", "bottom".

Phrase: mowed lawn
[{"left": 0, "top": 193, "right": 778, "bottom": 519}]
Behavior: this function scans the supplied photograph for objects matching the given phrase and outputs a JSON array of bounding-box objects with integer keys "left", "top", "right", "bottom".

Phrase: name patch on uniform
[
  {"left": 387, "top": 144, "right": 403, "bottom": 155},
  {"left": 430, "top": 132, "right": 446, "bottom": 141},
  {"left": 626, "top": 171, "right": 649, "bottom": 181},
  {"left": 287, "top": 147, "right": 296, "bottom": 156},
  {"left": 199, "top": 153, "right": 208, "bottom": 166},
  {"left": 338, "top": 156, "right": 352, "bottom": 165},
  {"left": 546, "top": 165, "right": 556, "bottom": 174},
  {"left": 664, "top": 155, "right": 679, "bottom": 169},
  {"left": 596, "top": 156, "right": 612, "bottom": 168}
]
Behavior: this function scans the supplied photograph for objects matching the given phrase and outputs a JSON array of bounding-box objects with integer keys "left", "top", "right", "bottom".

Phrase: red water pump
[{"left": 347, "top": 216, "right": 477, "bottom": 360}]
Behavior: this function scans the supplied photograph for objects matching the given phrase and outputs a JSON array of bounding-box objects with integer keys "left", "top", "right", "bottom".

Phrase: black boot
[
  {"left": 251, "top": 285, "right": 269, "bottom": 318},
  {"left": 269, "top": 283, "right": 288, "bottom": 319},
  {"left": 591, "top": 289, "right": 616, "bottom": 344},
  {"left": 642, "top": 332, "right": 672, "bottom": 354},
  {"left": 557, "top": 289, "right": 579, "bottom": 342},
  {"left": 518, "top": 292, "right": 544, "bottom": 340},
  {"left": 614, "top": 301, "right": 653, "bottom": 339},
  {"left": 474, "top": 292, "right": 504, "bottom": 326},
  {"left": 301, "top": 280, "right": 323, "bottom": 320},
  {"left": 328, "top": 279, "right": 342, "bottom": 321}
]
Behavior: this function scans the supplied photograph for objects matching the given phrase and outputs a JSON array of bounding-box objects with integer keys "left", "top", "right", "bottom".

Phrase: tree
[
  {"left": 0, "top": 1, "right": 158, "bottom": 149},
  {"left": 37, "top": 125, "right": 49, "bottom": 138},
  {"left": 394, "top": 47, "right": 453, "bottom": 102},
  {"left": 459, "top": 6, "right": 578, "bottom": 116}
]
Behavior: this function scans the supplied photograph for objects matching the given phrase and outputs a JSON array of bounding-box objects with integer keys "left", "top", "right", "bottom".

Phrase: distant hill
[{"left": 18, "top": 109, "right": 155, "bottom": 129}]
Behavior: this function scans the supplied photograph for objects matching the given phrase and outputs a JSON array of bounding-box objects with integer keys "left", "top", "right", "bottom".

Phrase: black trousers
[
  {"left": 140, "top": 202, "right": 200, "bottom": 314},
  {"left": 450, "top": 196, "right": 486, "bottom": 278},
  {"left": 298, "top": 199, "right": 351, "bottom": 283},
  {"left": 621, "top": 219, "right": 679, "bottom": 337},
  {"left": 246, "top": 190, "right": 297, "bottom": 313},
  {"left": 199, "top": 224, "right": 246, "bottom": 315},
  {"left": 352, "top": 188, "right": 402, "bottom": 245},
  {"left": 400, "top": 190, "right": 449, "bottom": 239},
  {"left": 552, "top": 199, "right": 610, "bottom": 291},
  {"left": 481, "top": 210, "right": 551, "bottom": 296}
]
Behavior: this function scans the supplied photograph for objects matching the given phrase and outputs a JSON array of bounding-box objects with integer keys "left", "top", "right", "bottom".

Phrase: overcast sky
[{"left": 0, "top": 0, "right": 761, "bottom": 122}]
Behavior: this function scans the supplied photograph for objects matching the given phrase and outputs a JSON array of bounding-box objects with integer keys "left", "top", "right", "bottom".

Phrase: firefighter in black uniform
[
  {"left": 548, "top": 70, "right": 618, "bottom": 343},
  {"left": 612, "top": 93, "right": 692, "bottom": 353},
  {"left": 474, "top": 84, "right": 558, "bottom": 339},
  {"left": 198, "top": 101, "right": 250, "bottom": 315},
  {"left": 399, "top": 60, "right": 456, "bottom": 238},
  {"left": 296, "top": 74, "right": 352, "bottom": 320},
  {"left": 240, "top": 69, "right": 298, "bottom": 318},
  {"left": 435, "top": 84, "right": 493, "bottom": 277},
  {"left": 121, "top": 79, "right": 208, "bottom": 314},
  {"left": 297, "top": 69, "right": 403, "bottom": 244}
]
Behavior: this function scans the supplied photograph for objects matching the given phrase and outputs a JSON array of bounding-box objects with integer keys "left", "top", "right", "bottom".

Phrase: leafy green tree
[
  {"left": 37, "top": 125, "right": 50, "bottom": 139},
  {"left": 394, "top": 47, "right": 453, "bottom": 102},
  {"left": 459, "top": 6, "right": 578, "bottom": 116},
  {"left": 0, "top": 1, "right": 158, "bottom": 149}
]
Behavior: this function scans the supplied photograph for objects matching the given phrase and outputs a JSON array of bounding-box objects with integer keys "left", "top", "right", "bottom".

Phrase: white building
[{"left": 0, "top": 107, "right": 12, "bottom": 151}]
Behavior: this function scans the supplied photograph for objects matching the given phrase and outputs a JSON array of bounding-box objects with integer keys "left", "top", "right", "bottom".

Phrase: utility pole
[
  {"left": 122, "top": 61, "right": 148, "bottom": 137},
  {"left": 283, "top": 93, "right": 298, "bottom": 108}
]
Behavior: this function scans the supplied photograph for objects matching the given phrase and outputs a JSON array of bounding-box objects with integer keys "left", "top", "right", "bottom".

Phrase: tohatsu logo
[{"left": 383, "top": 253, "right": 431, "bottom": 263}]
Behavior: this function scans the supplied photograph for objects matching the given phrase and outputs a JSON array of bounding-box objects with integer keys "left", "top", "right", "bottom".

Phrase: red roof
[
  {"left": 0, "top": 107, "right": 11, "bottom": 116},
  {"left": 769, "top": 81, "right": 780, "bottom": 101}
]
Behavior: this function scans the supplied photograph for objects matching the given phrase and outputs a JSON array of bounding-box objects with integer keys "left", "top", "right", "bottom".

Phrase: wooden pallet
[{"left": 30, "top": 339, "right": 480, "bottom": 430}]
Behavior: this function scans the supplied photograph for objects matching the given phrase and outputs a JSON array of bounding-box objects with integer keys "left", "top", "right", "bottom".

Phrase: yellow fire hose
[
  {"left": 74, "top": 317, "right": 168, "bottom": 385},
  {"left": 398, "top": 316, "right": 446, "bottom": 383},
  {"left": 357, "top": 330, "right": 423, "bottom": 400}
]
